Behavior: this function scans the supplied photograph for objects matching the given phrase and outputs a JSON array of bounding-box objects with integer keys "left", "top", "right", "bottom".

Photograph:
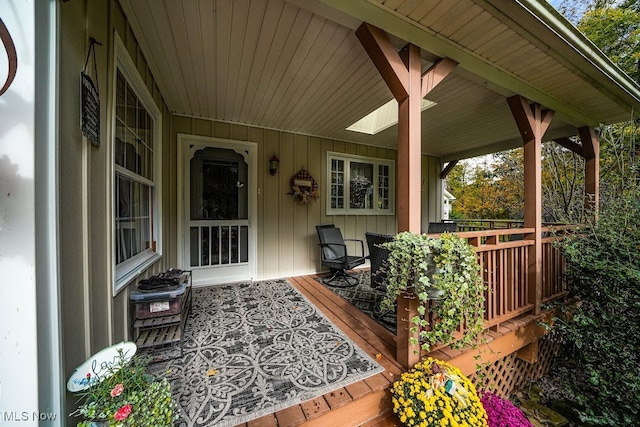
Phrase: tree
[
  {"left": 579, "top": 5, "right": 640, "bottom": 82},
  {"left": 541, "top": 143, "right": 585, "bottom": 223},
  {"left": 447, "top": 153, "right": 524, "bottom": 220},
  {"left": 557, "top": 0, "right": 640, "bottom": 83}
]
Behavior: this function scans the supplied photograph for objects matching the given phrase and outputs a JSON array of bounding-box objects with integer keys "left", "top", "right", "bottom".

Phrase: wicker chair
[
  {"left": 316, "top": 225, "right": 366, "bottom": 287},
  {"left": 365, "top": 232, "right": 394, "bottom": 290}
]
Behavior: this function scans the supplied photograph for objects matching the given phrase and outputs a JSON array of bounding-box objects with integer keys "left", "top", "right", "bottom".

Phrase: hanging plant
[
  {"left": 288, "top": 169, "right": 319, "bottom": 204},
  {"left": 380, "top": 232, "right": 486, "bottom": 352}
]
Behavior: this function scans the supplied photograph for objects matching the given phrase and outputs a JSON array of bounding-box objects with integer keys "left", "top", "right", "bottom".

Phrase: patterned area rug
[
  {"left": 147, "top": 279, "right": 384, "bottom": 427},
  {"left": 315, "top": 270, "right": 397, "bottom": 334}
]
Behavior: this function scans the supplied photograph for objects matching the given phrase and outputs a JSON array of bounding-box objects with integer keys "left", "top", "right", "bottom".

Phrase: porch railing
[
  {"left": 397, "top": 225, "right": 569, "bottom": 366},
  {"left": 455, "top": 228, "right": 536, "bottom": 328}
]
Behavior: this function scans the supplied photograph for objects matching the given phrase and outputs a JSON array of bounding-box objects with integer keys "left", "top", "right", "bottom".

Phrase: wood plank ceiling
[{"left": 120, "top": 0, "right": 640, "bottom": 160}]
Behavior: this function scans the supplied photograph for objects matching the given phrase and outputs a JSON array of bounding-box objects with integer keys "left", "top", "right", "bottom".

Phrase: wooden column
[
  {"left": 357, "top": 23, "right": 456, "bottom": 368},
  {"left": 356, "top": 23, "right": 456, "bottom": 234},
  {"left": 397, "top": 44, "right": 423, "bottom": 233},
  {"left": 508, "top": 96, "right": 553, "bottom": 315},
  {"left": 579, "top": 126, "right": 600, "bottom": 211}
]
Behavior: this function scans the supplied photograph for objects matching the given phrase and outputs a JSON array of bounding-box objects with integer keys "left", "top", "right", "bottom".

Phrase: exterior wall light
[{"left": 269, "top": 155, "right": 279, "bottom": 176}]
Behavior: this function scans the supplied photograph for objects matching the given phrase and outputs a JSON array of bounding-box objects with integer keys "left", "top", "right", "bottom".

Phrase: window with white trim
[
  {"left": 326, "top": 152, "right": 394, "bottom": 215},
  {"left": 113, "top": 36, "right": 162, "bottom": 293}
]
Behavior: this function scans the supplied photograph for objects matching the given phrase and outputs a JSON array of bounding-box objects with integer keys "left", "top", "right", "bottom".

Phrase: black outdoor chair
[
  {"left": 316, "top": 225, "right": 366, "bottom": 287},
  {"left": 427, "top": 222, "right": 457, "bottom": 233},
  {"left": 365, "top": 232, "right": 394, "bottom": 290}
]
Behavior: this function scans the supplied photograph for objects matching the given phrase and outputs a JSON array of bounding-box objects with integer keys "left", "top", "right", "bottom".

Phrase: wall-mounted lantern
[{"left": 269, "top": 155, "right": 280, "bottom": 176}]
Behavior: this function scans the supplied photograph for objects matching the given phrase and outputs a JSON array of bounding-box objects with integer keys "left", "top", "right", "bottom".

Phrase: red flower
[
  {"left": 114, "top": 404, "right": 132, "bottom": 421},
  {"left": 110, "top": 383, "right": 124, "bottom": 398}
]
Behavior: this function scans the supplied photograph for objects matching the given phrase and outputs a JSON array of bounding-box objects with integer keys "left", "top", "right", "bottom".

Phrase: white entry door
[{"left": 180, "top": 136, "right": 256, "bottom": 286}]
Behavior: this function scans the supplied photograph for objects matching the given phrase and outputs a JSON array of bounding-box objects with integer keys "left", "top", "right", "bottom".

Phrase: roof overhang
[{"left": 120, "top": 0, "right": 640, "bottom": 161}]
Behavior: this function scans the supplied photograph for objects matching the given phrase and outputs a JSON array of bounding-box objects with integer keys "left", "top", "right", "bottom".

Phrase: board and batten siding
[
  {"left": 58, "top": 0, "right": 173, "bottom": 411},
  {"left": 171, "top": 115, "right": 443, "bottom": 280}
]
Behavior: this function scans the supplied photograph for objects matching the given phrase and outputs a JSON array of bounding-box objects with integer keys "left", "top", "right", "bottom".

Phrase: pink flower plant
[
  {"left": 481, "top": 392, "right": 533, "bottom": 427},
  {"left": 114, "top": 404, "right": 132, "bottom": 421},
  {"left": 110, "top": 383, "right": 124, "bottom": 398}
]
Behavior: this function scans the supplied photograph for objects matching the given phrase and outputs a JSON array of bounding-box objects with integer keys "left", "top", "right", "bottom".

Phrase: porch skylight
[{"left": 346, "top": 98, "right": 437, "bottom": 135}]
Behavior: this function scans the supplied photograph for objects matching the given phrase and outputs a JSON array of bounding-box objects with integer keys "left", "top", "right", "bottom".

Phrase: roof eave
[
  {"left": 317, "top": 0, "right": 640, "bottom": 125},
  {"left": 506, "top": 0, "right": 640, "bottom": 118}
]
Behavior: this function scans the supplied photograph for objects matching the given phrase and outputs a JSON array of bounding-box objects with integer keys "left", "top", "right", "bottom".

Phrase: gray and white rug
[{"left": 148, "top": 279, "right": 383, "bottom": 427}]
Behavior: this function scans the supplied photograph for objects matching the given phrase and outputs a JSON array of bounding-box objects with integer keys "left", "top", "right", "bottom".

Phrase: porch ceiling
[{"left": 120, "top": 0, "right": 640, "bottom": 161}]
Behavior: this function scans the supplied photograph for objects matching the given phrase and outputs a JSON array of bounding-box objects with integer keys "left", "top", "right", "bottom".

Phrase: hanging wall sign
[
  {"left": 81, "top": 71, "right": 100, "bottom": 146},
  {"left": 81, "top": 37, "right": 101, "bottom": 147}
]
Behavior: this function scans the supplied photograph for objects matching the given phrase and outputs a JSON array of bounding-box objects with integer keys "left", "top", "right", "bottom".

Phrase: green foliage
[
  {"left": 380, "top": 232, "right": 486, "bottom": 352},
  {"left": 550, "top": 188, "right": 640, "bottom": 425},
  {"left": 578, "top": 4, "right": 640, "bottom": 84},
  {"left": 557, "top": 0, "right": 640, "bottom": 83},
  {"left": 447, "top": 120, "right": 640, "bottom": 224},
  {"left": 541, "top": 144, "right": 586, "bottom": 223},
  {"left": 448, "top": 155, "right": 523, "bottom": 220},
  {"left": 71, "top": 350, "right": 178, "bottom": 426}
]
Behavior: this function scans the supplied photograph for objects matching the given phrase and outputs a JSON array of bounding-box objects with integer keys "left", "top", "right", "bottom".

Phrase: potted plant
[
  {"left": 381, "top": 231, "right": 486, "bottom": 352},
  {"left": 391, "top": 357, "right": 488, "bottom": 426},
  {"left": 480, "top": 392, "right": 533, "bottom": 427},
  {"left": 68, "top": 345, "right": 178, "bottom": 426}
]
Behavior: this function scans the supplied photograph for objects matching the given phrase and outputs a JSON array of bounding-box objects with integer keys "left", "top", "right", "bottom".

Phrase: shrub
[{"left": 550, "top": 188, "right": 640, "bottom": 425}]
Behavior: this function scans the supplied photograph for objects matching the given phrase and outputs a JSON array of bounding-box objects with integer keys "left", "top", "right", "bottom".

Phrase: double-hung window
[
  {"left": 327, "top": 152, "right": 394, "bottom": 215},
  {"left": 113, "top": 36, "right": 162, "bottom": 293}
]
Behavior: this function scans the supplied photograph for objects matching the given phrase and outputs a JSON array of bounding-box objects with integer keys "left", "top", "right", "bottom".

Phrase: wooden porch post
[
  {"left": 579, "top": 126, "right": 600, "bottom": 211},
  {"left": 355, "top": 23, "right": 421, "bottom": 233},
  {"left": 508, "top": 96, "right": 553, "bottom": 315},
  {"left": 398, "top": 43, "right": 423, "bottom": 234},
  {"left": 356, "top": 23, "right": 456, "bottom": 368}
]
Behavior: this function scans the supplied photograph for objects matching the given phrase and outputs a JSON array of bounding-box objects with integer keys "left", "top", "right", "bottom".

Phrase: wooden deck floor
[
  {"left": 236, "top": 273, "right": 550, "bottom": 427},
  {"left": 238, "top": 274, "right": 404, "bottom": 427}
]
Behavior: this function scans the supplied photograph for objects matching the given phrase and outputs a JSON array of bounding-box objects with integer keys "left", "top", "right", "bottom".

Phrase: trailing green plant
[
  {"left": 549, "top": 187, "right": 640, "bottom": 426},
  {"left": 381, "top": 232, "right": 486, "bottom": 352}
]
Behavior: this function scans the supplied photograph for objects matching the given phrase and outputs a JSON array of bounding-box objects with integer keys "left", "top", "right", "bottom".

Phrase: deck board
[
  {"left": 345, "top": 380, "right": 373, "bottom": 400},
  {"left": 275, "top": 404, "right": 306, "bottom": 427},
  {"left": 300, "top": 397, "right": 331, "bottom": 420}
]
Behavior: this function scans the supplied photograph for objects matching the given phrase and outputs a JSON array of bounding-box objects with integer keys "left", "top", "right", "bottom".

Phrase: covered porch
[{"left": 49, "top": 0, "right": 640, "bottom": 424}]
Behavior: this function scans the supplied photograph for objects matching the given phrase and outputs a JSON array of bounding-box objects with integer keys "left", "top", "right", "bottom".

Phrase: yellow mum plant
[{"left": 391, "top": 358, "right": 488, "bottom": 427}]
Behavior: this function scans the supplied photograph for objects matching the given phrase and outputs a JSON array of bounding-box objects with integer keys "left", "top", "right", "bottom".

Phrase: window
[
  {"left": 113, "top": 36, "right": 162, "bottom": 293},
  {"left": 327, "top": 152, "right": 394, "bottom": 215}
]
